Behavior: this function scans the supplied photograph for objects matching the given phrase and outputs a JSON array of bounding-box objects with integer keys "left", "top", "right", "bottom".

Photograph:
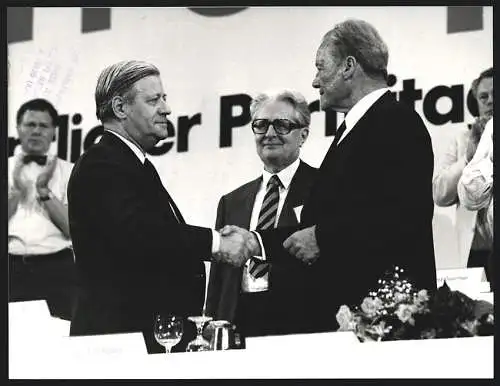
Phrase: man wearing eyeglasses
[
  {"left": 8, "top": 98, "right": 76, "bottom": 321},
  {"left": 205, "top": 90, "right": 318, "bottom": 337}
]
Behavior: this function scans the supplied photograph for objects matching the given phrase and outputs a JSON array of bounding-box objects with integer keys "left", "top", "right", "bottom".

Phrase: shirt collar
[
  {"left": 262, "top": 157, "right": 301, "bottom": 190},
  {"left": 344, "top": 87, "right": 389, "bottom": 131},
  {"left": 105, "top": 129, "right": 146, "bottom": 164}
]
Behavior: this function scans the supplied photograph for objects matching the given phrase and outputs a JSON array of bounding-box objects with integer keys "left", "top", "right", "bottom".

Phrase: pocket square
[{"left": 293, "top": 205, "right": 304, "bottom": 222}]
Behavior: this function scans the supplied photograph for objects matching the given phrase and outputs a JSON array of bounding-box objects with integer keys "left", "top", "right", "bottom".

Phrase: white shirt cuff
[
  {"left": 477, "top": 159, "right": 493, "bottom": 182},
  {"left": 211, "top": 229, "right": 221, "bottom": 254},
  {"left": 251, "top": 231, "right": 266, "bottom": 261}
]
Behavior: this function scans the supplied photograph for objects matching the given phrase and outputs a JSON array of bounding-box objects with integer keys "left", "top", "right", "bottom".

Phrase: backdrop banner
[{"left": 7, "top": 6, "right": 493, "bottom": 269}]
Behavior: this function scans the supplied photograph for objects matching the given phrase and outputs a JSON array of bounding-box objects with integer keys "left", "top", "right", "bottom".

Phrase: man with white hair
[
  {"left": 223, "top": 19, "right": 437, "bottom": 332},
  {"left": 206, "top": 90, "right": 317, "bottom": 337}
]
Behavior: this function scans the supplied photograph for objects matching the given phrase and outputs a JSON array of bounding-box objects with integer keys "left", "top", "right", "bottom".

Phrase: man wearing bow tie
[{"left": 8, "top": 98, "right": 76, "bottom": 321}]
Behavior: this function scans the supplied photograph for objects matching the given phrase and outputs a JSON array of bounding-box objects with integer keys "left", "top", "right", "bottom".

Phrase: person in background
[
  {"left": 458, "top": 117, "right": 493, "bottom": 285},
  {"left": 433, "top": 67, "right": 493, "bottom": 279},
  {"left": 206, "top": 90, "right": 318, "bottom": 337},
  {"left": 8, "top": 98, "right": 76, "bottom": 321}
]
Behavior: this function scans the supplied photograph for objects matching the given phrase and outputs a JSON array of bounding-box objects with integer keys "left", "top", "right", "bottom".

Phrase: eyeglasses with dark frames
[{"left": 251, "top": 119, "right": 305, "bottom": 135}]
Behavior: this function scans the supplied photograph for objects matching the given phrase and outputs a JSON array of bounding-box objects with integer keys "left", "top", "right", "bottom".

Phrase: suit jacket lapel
[
  {"left": 101, "top": 132, "right": 184, "bottom": 224},
  {"left": 240, "top": 177, "right": 262, "bottom": 229},
  {"left": 278, "top": 162, "right": 310, "bottom": 227}
]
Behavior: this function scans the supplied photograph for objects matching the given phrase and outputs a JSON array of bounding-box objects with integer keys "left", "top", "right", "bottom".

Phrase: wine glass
[
  {"left": 154, "top": 314, "right": 184, "bottom": 354},
  {"left": 186, "top": 315, "right": 213, "bottom": 352}
]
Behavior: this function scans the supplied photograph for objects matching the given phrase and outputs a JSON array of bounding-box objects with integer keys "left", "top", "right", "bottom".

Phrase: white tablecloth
[{"left": 9, "top": 300, "right": 494, "bottom": 379}]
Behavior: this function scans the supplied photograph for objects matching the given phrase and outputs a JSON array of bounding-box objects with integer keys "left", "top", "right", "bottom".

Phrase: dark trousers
[
  {"left": 234, "top": 291, "right": 275, "bottom": 337},
  {"left": 233, "top": 290, "right": 319, "bottom": 337},
  {"left": 467, "top": 249, "right": 492, "bottom": 283},
  {"left": 9, "top": 248, "right": 76, "bottom": 321}
]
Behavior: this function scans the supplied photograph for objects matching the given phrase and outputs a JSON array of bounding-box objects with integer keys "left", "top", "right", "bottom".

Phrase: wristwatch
[{"left": 39, "top": 190, "right": 54, "bottom": 202}]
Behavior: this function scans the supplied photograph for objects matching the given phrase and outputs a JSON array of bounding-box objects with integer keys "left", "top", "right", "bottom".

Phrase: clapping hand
[
  {"left": 215, "top": 225, "right": 260, "bottom": 267},
  {"left": 471, "top": 115, "right": 491, "bottom": 140},
  {"left": 36, "top": 156, "right": 57, "bottom": 196},
  {"left": 283, "top": 225, "right": 320, "bottom": 265},
  {"left": 466, "top": 116, "right": 490, "bottom": 162},
  {"left": 11, "top": 156, "right": 29, "bottom": 201}
]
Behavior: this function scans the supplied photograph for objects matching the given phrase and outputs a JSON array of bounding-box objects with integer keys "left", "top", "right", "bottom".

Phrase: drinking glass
[
  {"left": 186, "top": 315, "right": 213, "bottom": 352},
  {"left": 154, "top": 314, "right": 184, "bottom": 354}
]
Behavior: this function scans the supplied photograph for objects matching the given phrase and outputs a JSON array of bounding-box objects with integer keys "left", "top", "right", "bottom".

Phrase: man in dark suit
[
  {"left": 206, "top": 90, "right": 317, "bottom": 337},
  {"left": 223, "top": 19, "right": 437, "bottom": 333},
  {"left": 67, "top": 61, "right": 255, "bottom": 353}
]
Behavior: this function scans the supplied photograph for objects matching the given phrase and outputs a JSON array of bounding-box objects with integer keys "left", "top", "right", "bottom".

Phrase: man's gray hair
[
  {"left": 322, "top": 19, "right": 389, "bottom": 80},
  {"left": 95, "top": 60, "right": 160, "bottom": 122},
  {"left": 250, "top": 90, "right": 311, "bottom": 127}
]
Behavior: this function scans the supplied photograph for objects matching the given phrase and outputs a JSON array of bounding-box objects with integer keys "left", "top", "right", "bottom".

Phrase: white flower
[
  {"left": 416, "top": 289, "right": 429, "bottom": 302},
  {"left": 395, "top": 304, "right": 416, "bottom": 325},
  {"left": 361, "top": 297, "right": 382, "bottom": 317},
  {"left": 336, "top": 305, "right": 355, "bottom": 331},
  {"left": 394, "top": 292, "right": 408, "bottom": 303}
]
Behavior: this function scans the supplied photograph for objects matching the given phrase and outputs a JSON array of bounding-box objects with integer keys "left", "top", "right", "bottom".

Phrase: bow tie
[{"left": 23, "top": 154, "right": 48, "bottom": 165}]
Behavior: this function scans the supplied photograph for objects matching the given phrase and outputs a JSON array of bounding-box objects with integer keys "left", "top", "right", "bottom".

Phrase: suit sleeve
[
  {"left": 73, "top": 159, "right": 212, "bottom": 270},
  {"left": 204, "top": 196, "right": 226, "bottom": 317},
  {"left": 258, "top": 225, "right": 301, "bottom": 264}
]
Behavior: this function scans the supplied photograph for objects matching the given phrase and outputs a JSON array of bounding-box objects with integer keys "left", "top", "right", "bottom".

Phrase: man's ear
[
  {"left": 300, "top": 127, "right": 309, "bottom": 146},
  {"left": 343, "top": 56, "right": 357, "bottom": 79},
  {"left": 111, "top": 96, "right": 128, "bottom": 120}
]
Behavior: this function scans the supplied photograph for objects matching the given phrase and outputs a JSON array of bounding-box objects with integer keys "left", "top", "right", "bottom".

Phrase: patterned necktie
[
  {"left": 332, "top": 121, "right": 347, "bottom": 148},
  {"left": 143, "top": 158, "right": 185, "bottom": 224},
  {"left": 23, "top": 154, "right": 47, "bottom": 165},
  {"left": 248, "top": 174, "right": 282, "bottom": 279}
]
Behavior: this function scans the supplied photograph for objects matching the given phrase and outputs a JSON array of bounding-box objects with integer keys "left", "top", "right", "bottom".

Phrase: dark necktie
[
  {"left": 143, "top": 158, "right": 185, "bottom": 224},
  {"left": 331, "top": 121, "right": 347, "bottom": 148},
  {"left": 23, "top": 154, "right": 47, "bottom": 165},
  {"left": 248, "top": 174, "right": 282, "bottom": 279}
]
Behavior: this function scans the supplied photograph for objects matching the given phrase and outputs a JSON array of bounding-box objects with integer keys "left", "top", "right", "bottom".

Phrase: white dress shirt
[
  {"left": 8, "top": 150, "right": 73, "bottom": 255},
  {"left": 340, "top": 87, "right": 390, "bottom": 145},
  {"left": 458, "top": 118, "right": 493, "bottom": 210},
  {"left": 242, "top": 157, "right": 301, "bottom": 293},
  {"left": 105, "top": 130, "right": 220, "bottom": 253},
  {"left": 458, "top": 118, "right": 493, "bottom": 247}
]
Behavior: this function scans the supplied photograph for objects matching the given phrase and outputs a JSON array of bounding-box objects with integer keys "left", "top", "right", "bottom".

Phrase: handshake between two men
[{"left": 213, "top": 225, "right": 320, "bottom": 267}]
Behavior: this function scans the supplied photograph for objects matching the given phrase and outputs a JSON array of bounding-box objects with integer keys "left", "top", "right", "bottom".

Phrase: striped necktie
[{"left": 248, "top": 174, "right": 282, "bottom": 279}]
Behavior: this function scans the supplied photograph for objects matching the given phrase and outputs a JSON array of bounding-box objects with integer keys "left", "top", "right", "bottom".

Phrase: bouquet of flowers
[{"left": 335, "top": 266, "right": 494, "bottom": 342}]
